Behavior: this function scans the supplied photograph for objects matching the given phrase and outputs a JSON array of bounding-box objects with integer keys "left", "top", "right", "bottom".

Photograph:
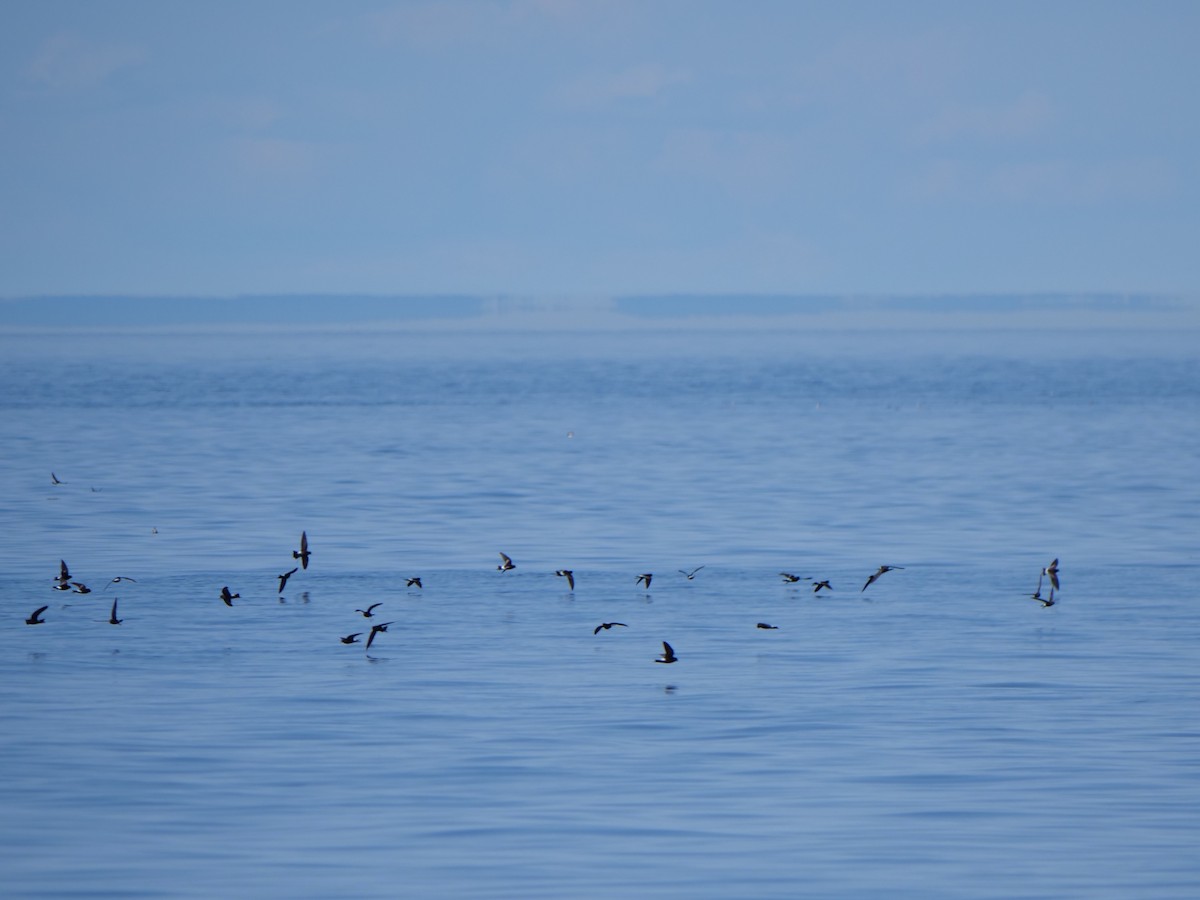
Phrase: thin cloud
[
  {"left": 553, "top": 63, "right": 691, "bottom": 107},
  {"left": 25, "top": 33, "right": 145, "bottom": 91},
  {"left": 366, "top": 0, "right": 605, "bottom": 47},
  {"left": 901, "top": 156, "right": 1175, "bottom": 205},
  {"left": 913, "top": 91, "right": 1055, "bottom": 145},
  {"left": 224, "top": 137, "right": 323, "bottom": 180}
]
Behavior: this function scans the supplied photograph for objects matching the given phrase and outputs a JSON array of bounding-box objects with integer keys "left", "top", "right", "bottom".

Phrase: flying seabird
[
  {"left": 555, "top": 569, "right": 575, "bottom": 590},
  {"left": 862, "top": 565, "right": 905, "bottom": 592},
  {"left": 779, "top": 573, "right": 805, "bottom": 583},
  {"left": 1043, "top": 558, "right": 1060, "bottom": 591},
  {"left": 340, "top": 633, "right": 362, "bottom": 644},
  {"left": 109, "top": 598, "right": 122, "bottom": 625},
  {"left": 293, "top": 531, "right": 311, "bottom": 570},
  {"left": 71, "top": 582, "right": 91, "bottom": 594},
  {"left": 812, "top": 580, "right": 832, "bottom": 593},
  {"left": 26, "top": 605, "right": 48, "bottom": 625},
  {"left": 356, "top": 603, "right": 383, "bottom": 618},
  {"left": 497, "top": 552, "right": 516, "bottom": 571},
  {"left": 593, "top": 622, "right": 627, "bottom": 634},
  {"left": 278, "top": 567, "right": 298, "bottom": 594},
  {"left": 220, "top": 586, "right": 240, "bottom": 606},
  {"left": 678, "top": 566, "right": 705, "bottom": 580},
  {"left": 636, "top": 573, "right": 653, "bottom": 589},
  {"left": 756, "top": 622, "right": 779, "bottom": 629},
  {"left": 104, "top": 576, "right": 138, "bottom": 591},
  {"left": 655, "top": 641, "right": 678, "bottom": 664},
  {"left": 51, "top": 472, "right": 65, "bottom": 485},
  {"left": 406, "top": 577, "right": 423, "bottom": 589},
  {"left": 365, "top": 621, "right": 393, "bottom": 651}
]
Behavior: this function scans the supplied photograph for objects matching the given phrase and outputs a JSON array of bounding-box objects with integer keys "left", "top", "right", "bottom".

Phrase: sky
[{"left": 2, "top": 1, "right": 1198, "bottom": 299}]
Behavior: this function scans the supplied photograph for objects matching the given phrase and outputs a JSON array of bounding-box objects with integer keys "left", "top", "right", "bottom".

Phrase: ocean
[{"left": 1, "top": 316, "right": 1198, "bottom": 898}]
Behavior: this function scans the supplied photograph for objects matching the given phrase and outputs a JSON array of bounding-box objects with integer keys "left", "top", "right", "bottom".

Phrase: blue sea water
[{"left": 1, "top": 322, "right": 1198, "bottom": 898}]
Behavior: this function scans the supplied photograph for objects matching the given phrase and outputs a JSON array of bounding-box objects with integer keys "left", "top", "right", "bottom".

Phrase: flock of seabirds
[{"left": 24, "top": 480, "right": 1065, "bottom": 662}]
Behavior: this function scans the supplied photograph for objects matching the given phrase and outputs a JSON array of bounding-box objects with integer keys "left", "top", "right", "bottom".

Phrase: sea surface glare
[{"left": 1, "top": 325, "right": 1198, "bottom": 898}]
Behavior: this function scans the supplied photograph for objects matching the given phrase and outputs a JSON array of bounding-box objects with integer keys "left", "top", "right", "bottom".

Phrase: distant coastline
[{"left": 1, "top": 292, "right": 1197, "bottom": 334}]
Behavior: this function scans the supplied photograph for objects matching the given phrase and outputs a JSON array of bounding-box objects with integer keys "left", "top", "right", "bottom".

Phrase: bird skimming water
[
  {"left": 293, "top": 531, "right": 311, "bottom": 570},
  {"left": 862, "top": 565, "right": 904, "bottom": 591}
]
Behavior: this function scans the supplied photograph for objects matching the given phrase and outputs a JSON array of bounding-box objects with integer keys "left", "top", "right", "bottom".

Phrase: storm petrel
[
  {"left": 293, "top": 531, "right": 311, "bottom": 570},
  {"left": 862, "top": 565, "right": 904, "bottom": 592},
  {"left": 278, "top": 567, "right": 298, "bottom": 593},
  {"left": 365, "top": 622, "right": 393, "bottom": 651}
]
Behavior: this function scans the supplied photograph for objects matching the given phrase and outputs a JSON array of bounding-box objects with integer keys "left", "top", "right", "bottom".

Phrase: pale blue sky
[{"left": 2, "top": 1, "right": 1197, "bottom": 297}]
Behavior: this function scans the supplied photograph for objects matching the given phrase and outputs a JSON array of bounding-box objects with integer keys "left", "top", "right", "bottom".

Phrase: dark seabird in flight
[
  {"left": 756, "top": 622, "right": 779, "bottom": 629},
  {"left": 278, "top": 567, "right": 298, "bottom": 594},
  {"left": 555, "top": 569, "right": 575, "bottom": 590},
  {"left": 678, "top": 566, "right": 705, "bottom": 580},
  {"left": 365, "top": 621, "right": 393, "bottom": 651},
  {"left": 406, "top": 577, "right": 423, "bottom": 589},
  {"left": 779, "top": 573, "right": 805, "bottom": 583},
  {"left": 356, "top": 603, "right": 383, "bottom": 618},
  {"left": 26, "top": 605, "right": 48, "bottom": 625},
  {"left": 497, "top": 552, "right": 516, "bottom": 571},
  {"left": 1043, "top": 558, "right": 1060, "bottom": 591},
  {"left": 51, "top": 472, "right": 65, "bottom": 485},
  {"left": 104, "top": 576, "right": 138, "bottom": 591},
  {"left": 636, "top": 573, "right": 653, "bottom": 589},
  {"left": 71, "top": 582, "right": 92, "bottom": 594},
  {"left": 220, "top": 586, "right": 240, "bottom": 606},
  {"left": 655, "top": 641, "right": 678, "bottom": 664},
  {"left": 53, "top": 580, "right": 72, "bottom": 592},
  {"left": 109, "top": 598, "right": 122, "bottom": 625},
  {"left": 593, "top": 622, "right": 627, "bottom": 634},
  {"left": 340, "top": 633, "right": 362, "bottom": 644},
  {"left": 862, "top": 565, "right": 905, "bottom": 592},
  {"left": 812, "top": 580, "right": 832, "bottom": 593},
  {"left": 293, "top": 531, "right": 311, "bottom": 570}
]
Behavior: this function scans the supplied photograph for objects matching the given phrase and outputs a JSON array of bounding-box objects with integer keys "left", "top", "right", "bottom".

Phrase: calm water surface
[{"left": 1, "top": 325, "right": 1198, "bottom": 898}]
